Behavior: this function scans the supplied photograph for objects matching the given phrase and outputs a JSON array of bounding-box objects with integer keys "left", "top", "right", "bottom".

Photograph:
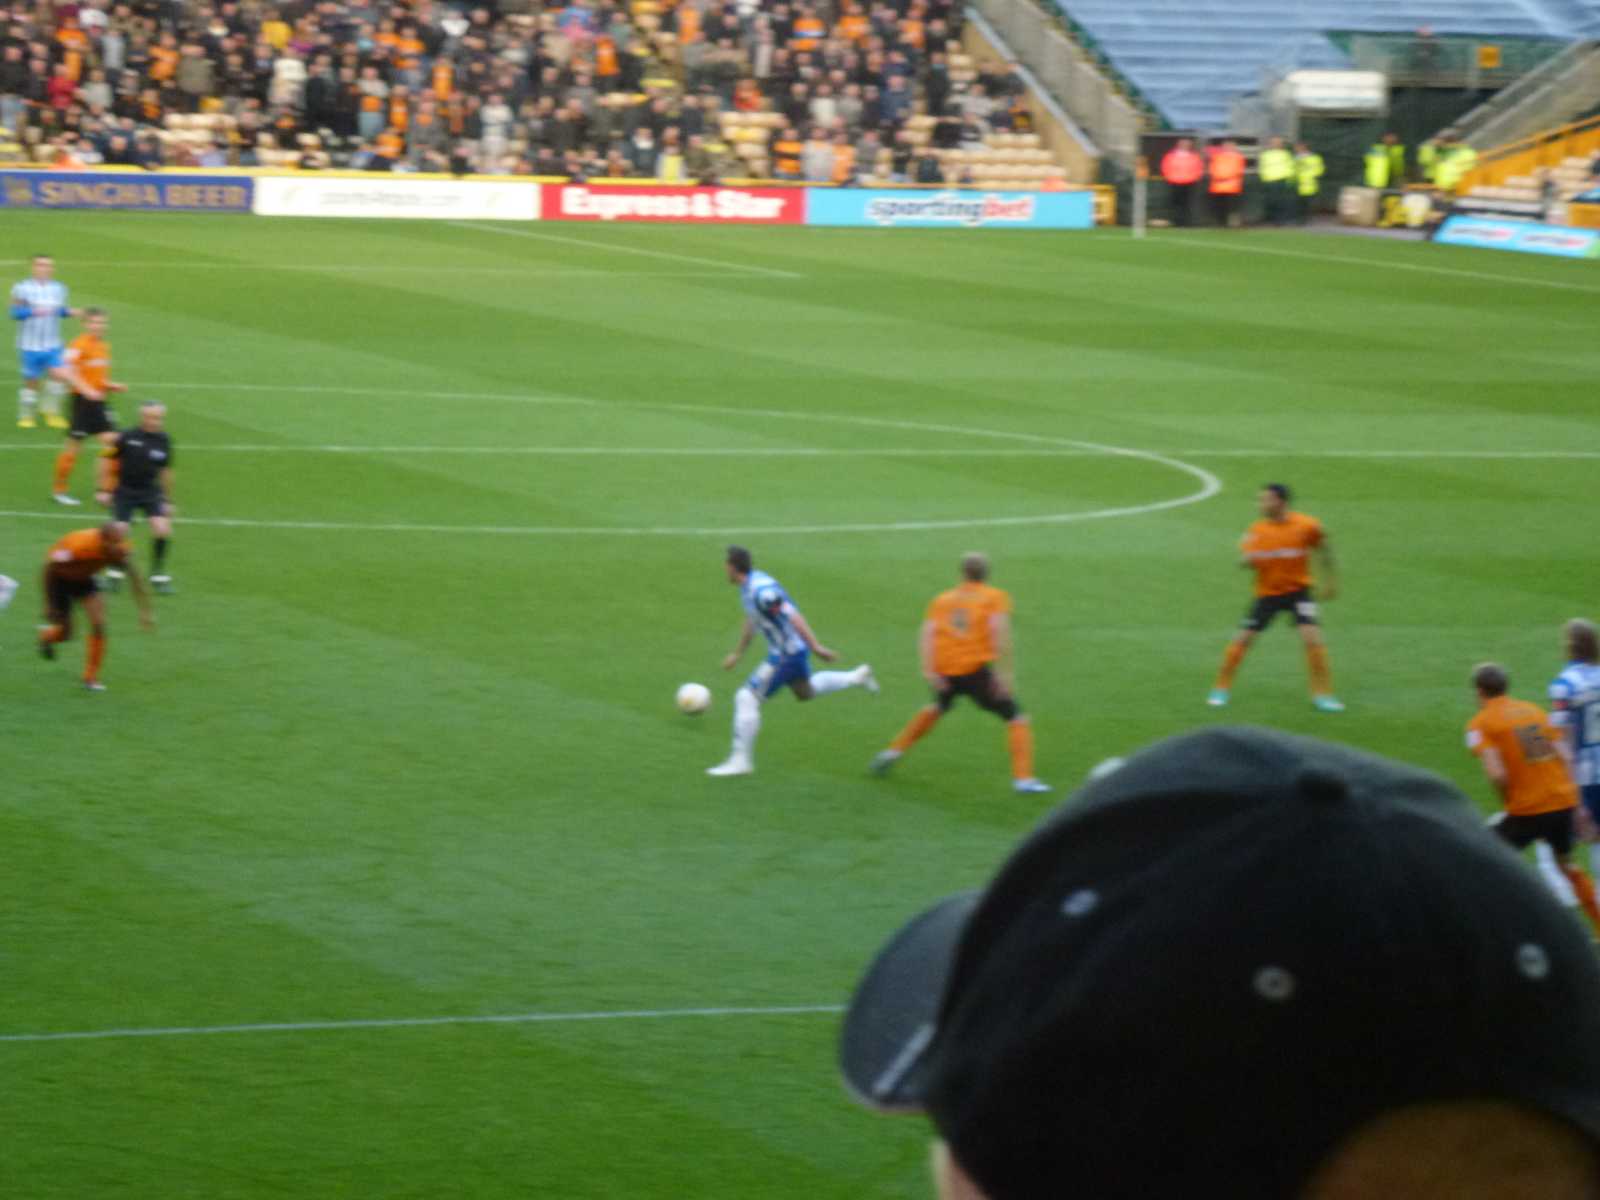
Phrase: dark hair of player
[
  {"left": 1473, "top": 663, "right": 1509, "bottom": 697},
  {"left": 83, "top": 305, "right": 105, "bottom": 319},
  {"left": 726, "top": 545, "right": 753, "bottom": 574},
  {"left": 961, "top": 552, "right": 990, "bottom": 582},
  {"left": 1264, "top": 483, "right": 1291, "bottom": 504},
  {"left": 1567, "top": 619, "right": 1600, "bottom": 665}
]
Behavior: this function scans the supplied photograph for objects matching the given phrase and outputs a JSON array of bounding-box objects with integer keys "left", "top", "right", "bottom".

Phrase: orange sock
[
  {"left": 52, "top": 446, "right": 77, "bottom": 494},
  {"left": 1214, "top": 642, "right": 1248, "bottom": 690},
  {"left": 1306, "top": 644, "right": 1332, "bottom": 696},
  {"left": 890, "top": 707, "right": 941, "bottom": 753},
  {"left": 41, "top": 623, "right": 66, "bottom": 644},
  {"left": 85, "top": 633, "right": 105, "bottom": 682},
  {"left": 1562, "top": 866, "right": 1600, "bottom": 933},
  {"left": 1007, "top": 719, "right": 1035, "bottom": 780}
]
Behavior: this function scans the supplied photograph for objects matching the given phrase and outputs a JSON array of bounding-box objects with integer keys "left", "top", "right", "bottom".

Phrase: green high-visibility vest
[
  {"left": 1295, "top": 152, "right": 1325, "bottom": 196},
  {"left": 1418, "top": 141, "right": 1439, "bottom": 182},
  {"left": 1259, "top": 147, "right": 1294, "bottom": 182},
  {"left": 1364, "top": 146, "right": 1390, "bottom": 188},
  {"left": 1435, "top": 145, "right": 1479, "bottom": 191},
  {"left": 1387, "top": 142, "right": 1406, "bottom": 183}
]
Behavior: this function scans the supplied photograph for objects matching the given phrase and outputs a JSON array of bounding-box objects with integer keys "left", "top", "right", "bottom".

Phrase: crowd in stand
[{"left": 0, "top": 0, "right": 1038, "bottom": 183}]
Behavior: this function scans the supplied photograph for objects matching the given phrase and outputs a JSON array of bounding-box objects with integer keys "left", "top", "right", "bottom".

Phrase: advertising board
[
  {"left": 254, "top": 176, "right": 539, "bottom": 220},
  {"left": 804, "top": 188, "right": 1094, "bottom": 229}
]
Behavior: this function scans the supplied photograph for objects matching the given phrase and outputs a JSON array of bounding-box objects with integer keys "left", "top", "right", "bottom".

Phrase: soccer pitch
[{"left": 3, "top": 212, "right": 1598, "bottom": 1198}]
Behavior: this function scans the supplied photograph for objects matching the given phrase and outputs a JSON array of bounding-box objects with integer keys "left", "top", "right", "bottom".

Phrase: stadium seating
[{"left": 1055, "top": 0, "right": 1598, "bottom": 130}]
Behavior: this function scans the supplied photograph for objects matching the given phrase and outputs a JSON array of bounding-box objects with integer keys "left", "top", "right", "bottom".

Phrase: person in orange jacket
[
  {"left": 1208, "top": 138, "right": 1246, "bottom": 228},
  {"left": 1159, "top": 137, "right": 1204, "bottom": 227}
]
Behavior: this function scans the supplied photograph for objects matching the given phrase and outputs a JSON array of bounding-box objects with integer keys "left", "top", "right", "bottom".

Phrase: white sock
[
  {"left": 1535, "top": 841, "right": 1579, "bottom": 908},
  {"left": 18, "top": 387, "right": 35, "bottom": 418},
  {"left": 1588, "top": 842, "right": 1600, "bottom": 884},
  {"left": 730, "top": 687, "right": 762, "bottom": 763},
  {"left": 809, "top": 670, "right": 861, "bottom": 697},
  {"left": 40, "top": 379, "right": 65, "bottom": 416}
]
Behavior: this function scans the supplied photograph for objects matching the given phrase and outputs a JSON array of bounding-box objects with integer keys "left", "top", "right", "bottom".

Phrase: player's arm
[
  {"left": 789, "top": 608, "right": 837, "bottom": 662},
  {"left": 56, "top": 351, "right": 102, "bottom": 401},
  {"left": 1314, "top": 532, "right": 1338, "bottom": 602},
  {"left": 721, "top": 617, "right": 754, "bottom": 671},
  {"left": 1467, "top": 729, "right": 1511, "bottom": 806},
  {"left": 990, "top": 610, "right": 1016, "bottom": 697},
  {"left": 122, "top": 562, "right": 156, "bottom": 630}
]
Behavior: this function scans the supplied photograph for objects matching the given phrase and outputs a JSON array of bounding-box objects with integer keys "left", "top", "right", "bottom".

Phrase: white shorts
[{"left": 0, "top": 573, "right": 17, "bottom": 611}]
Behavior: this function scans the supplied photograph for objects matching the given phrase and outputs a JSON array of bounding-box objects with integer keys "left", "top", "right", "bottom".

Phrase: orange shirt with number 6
[{"left": 926, "top": 582, "right": 1011, "bottom": 677}]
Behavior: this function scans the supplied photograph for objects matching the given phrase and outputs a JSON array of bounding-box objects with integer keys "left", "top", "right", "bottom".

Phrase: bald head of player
[
  {"left": 1566, "top": 619, "right": 1600, "bottom": 665},
  {"left": 138, "top": 401, "right": 165, "bottom": 432},
  {"left": 959, "top": 552, "right": 989, "bottom": 582}
]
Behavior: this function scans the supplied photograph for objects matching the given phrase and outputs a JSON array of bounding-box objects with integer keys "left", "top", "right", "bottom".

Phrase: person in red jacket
[
  {"left": 1208, "top": 139, "right": 1246, "bottom": 228},
  {"left": 1159, "top": 137, "right": 1203, "bottom": 227}
]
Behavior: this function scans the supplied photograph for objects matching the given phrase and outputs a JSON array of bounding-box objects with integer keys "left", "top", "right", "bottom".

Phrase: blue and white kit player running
[
  {"left": 708, "top": 544, "right": 878, "bottom": 777},
  {"left": 11, "top": 254, "right": 77, "bottom": 430},
  {"left": 1551, "top": 618, "right": 1600, "bottom": 876}
]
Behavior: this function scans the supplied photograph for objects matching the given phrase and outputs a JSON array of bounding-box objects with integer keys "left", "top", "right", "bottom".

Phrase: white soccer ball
[{"left": 676, "top": 682, "right": 712, "bottom": 716}]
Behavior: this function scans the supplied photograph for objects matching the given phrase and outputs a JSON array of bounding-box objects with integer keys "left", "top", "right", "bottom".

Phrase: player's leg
[
  {"left": 708, "top": 661, "right": 781, "bottom": 776},
  {"left": 80, "top": 590, "right": 108, "bottom": 690},
  {"left": 979, "top": 682, "right": 1049, "bottom": 794},
  {"left": 149, "top": 507, "right": 174, "bottom": 593},
  {"left": 1209, "top": 611, "right": 1263, "bottom": 707},
  {"left": 1584, "top": 787, "right": 1600, "bottom": 881},
  {"left": 1544, "top": 810, "right": 1600, "bottom": 933},
  {"left": 17, "top": 351, "right": 41, "bottom": 428},
  {"left": 37, "top": 570, "right": 71, "bottom": 658},
  {"left": 871, "top": 684, "right": 954, "bottom": 774},
  {"left": 1294, "top": 599, "right": 1342, "bottom": 711},
  {"left": 804, "top": 662, "right": 878, "bottom": 697},
  {"left": 40, "top": 363, "right": 70, "bottom": 429},
  {"left": 52, "top": 428, "right": 83, "bottom": 504}
]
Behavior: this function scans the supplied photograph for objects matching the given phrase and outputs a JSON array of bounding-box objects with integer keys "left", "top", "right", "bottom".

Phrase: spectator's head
[
  {"left": 842, "top": 727, "right": 1600, "bottom": 1200},
  {"left": 1268, "top": 135, "right": 1283, "bottom": 149}
]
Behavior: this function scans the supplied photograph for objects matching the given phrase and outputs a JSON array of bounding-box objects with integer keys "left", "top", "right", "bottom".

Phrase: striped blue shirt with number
[
  {"left": 11, "top": 278, "right": 69, "bottom": 351},
  {"left": 1550, "top": 661, "right": 1600, "bottom": 789}
]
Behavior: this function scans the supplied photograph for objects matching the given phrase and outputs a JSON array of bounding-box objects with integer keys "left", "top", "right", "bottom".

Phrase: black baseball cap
[{"left": 840, "top": 726, "right": 1600, "bottom": 1198}]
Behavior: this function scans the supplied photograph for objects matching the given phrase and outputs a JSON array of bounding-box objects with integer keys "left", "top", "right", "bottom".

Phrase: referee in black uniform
[{"left": 96, "top": 401, "right": 177, "bottom": 595}]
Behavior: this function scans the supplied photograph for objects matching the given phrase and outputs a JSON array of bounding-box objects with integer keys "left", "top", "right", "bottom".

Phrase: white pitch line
[
  {"left": 453, "top": 220, "right": 804, "bottom": 279},
  {"left": 0, "top": 260, "right": 773, "bottom": 279},
  {"left": 1159, "top": 234, "right": 1600, "bottom": 295},
  {"left": 0, "top": 1003, "right": 845, "bottom": 1046}
]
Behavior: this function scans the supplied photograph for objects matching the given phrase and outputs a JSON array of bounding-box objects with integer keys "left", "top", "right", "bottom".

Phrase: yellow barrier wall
[{"left": 1463, "top": 114, "right": 1600, "bottom": 189}]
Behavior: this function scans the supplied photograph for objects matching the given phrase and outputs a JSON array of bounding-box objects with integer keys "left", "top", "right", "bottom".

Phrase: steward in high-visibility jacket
[
  {"left": 1434, "top": 138, "right": 1479, "bottom": 193},
  {"left": 1294, "top": 142, "right": 1324, "bottom": 223},
  {"left": 1417, "top": 138, "right": 1441, "bottom": 183},
  {"left": 1258, "top": 136, "right": 1295, "bottom": 225},
  {"left": 1364, "top": 143, "right": 1391, "bottom": 188},
  {"left": 1384, "top": 132, "right": 1406, "bottom": 185}
]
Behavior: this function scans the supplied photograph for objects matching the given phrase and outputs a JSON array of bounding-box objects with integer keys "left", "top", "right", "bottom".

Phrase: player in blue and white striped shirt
[
  {"left": 11, "top": 254, "right": 80, "bottom": 430},
  {"left": 707, "top": 544, "right": 878, "bottom": 776},
  {"left": 1551, "top": 618, "right": 1600, "bottom": 876}
]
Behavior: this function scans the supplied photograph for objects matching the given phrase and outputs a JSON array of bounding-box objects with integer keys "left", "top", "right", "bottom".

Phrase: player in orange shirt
[
  {"left": 38, "top": 522, "right": 153, "bottom": 691},
  {"left": 871, "top": 553, "right": 1049, "bottom": 794},
  {"left": 1209, "top": 482, "right": 1343, "bottom": 711},
  {"left": 1467, "top": 662, "right": 1600, "bottom": 932},
  {"left": 51, "top": 307, "right": 125, "bottom": 506}
]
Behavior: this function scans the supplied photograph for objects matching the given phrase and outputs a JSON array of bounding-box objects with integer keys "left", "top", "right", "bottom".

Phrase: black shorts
[
  {"left": 1242, "top": 588, "right": 1318, "bottom": 632},
  {"left": 69, "top": 394, "right": 114, "bottom": 440},
  {"left": 1492, "top": 808, "right": 1577, "bottom": 856},
  {"left": 934, "top": 665, "right": 1021, "bottom": 721},
  {"left": 43, "top": 569, "right": 98, "bottom": 622},
  {"left": 113, "top": 487, "right": 168, "bottom": 523}
]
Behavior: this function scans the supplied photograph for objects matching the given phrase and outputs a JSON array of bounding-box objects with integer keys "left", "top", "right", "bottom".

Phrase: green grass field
[{"left": 3, "top": 213, "right": 1598, "bottom": 1198}]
